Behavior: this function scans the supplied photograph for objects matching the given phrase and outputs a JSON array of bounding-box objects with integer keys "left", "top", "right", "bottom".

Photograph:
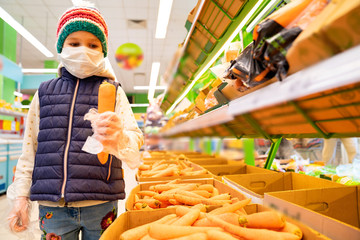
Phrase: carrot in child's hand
[
  {"left": 239, "top": 211, "right": 285, "bottom": 229},
  {"left": 97, "top": 81, "right": 116, "bottom": 164}
]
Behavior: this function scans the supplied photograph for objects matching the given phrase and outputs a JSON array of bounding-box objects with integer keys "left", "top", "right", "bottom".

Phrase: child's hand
[
  {"left": 93, "top": 111, "right": 124, "bottom": 153},
  {"left": 8, "top": 197, "right": 30, "bottom": 232}
]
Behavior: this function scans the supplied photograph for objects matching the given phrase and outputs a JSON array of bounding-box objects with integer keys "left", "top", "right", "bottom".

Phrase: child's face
[{"left": 63, "top": 31, "right": 102, "bottom": 53}]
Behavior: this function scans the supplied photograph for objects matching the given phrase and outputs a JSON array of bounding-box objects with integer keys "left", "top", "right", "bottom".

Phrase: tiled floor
[{"left": 0, "top": 164, "right": 138, "bottom": 240}]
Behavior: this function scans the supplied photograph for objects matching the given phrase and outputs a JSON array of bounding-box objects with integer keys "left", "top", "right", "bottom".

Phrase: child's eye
[
  {"left": 89, "top": 44, "right": 99, "bottom": 49},
  {"left": 69, "top": 42, "right": 80, "bottom": 47}
]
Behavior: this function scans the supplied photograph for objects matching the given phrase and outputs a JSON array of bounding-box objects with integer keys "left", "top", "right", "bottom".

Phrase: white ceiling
[{"left": 0, "top": 0, "right": 197, "bottom": 95}]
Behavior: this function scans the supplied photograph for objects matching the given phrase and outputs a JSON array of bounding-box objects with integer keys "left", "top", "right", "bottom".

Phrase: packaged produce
[{"left": 287, "top": 0, "right": 360, "bottom": 74}]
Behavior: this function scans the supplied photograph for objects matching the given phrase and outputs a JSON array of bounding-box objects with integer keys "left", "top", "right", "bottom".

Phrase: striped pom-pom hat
[{"left": 56, "top": 1, "right": 108, "bottom": 56}]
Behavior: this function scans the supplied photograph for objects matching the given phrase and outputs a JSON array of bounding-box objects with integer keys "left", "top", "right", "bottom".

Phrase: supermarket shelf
[
  {"left": 163, "top": 105, "right": 233, "bottom": 137},
  {"left": 161, "top": 46, "right": 360, "bottom": 139},
  {"left": 160, "top": 0, "right": 258, "bottom": 112},
  {"left": 228, "top": 45, "right": 360, "bottom": 117},
  {"left": 0, "top": 108, "right": 27, "bottom": 117}
]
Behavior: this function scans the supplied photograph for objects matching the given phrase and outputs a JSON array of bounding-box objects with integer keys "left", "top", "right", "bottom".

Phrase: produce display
[
  {"left": 120, "top": 202, "right": 303, "bottom": 240},
  {"left": 131, "top": 179, "right": 243, "bottom": 210},
  {"left": 138, "top": 160, "right": 208, "bottom": 179}
]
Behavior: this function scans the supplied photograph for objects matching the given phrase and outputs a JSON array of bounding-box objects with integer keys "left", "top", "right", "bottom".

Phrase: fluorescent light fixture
[
  {"left": 155, "top": 0, "right": 173, "bottom": 38},
  {"left": 0, "top": 7, "right": 54, "bottom": 57},
  {"left": 246, "top": 0, "right": 281, "bottom": 33},
  {"left": 165, "top": 0, "right": 264, "bottom": 115},
  {"left": 148, "top": 62, "right": 161, "bottom": 100},
  {"left": 134, "top": 86, "right": 167, "bottom": 90},
  {"left": 130, "top": 104, "right": 149, "bottom": 107},
  {"left": 22, "top": 68, "right": 58, "bottom": 73},
  {"left": 14, "top": 91, "right": 23, "bottom": 97}
]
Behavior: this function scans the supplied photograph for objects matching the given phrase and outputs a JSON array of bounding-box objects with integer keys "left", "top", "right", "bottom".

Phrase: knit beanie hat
[{"left": 56, "top": 1, "right": 108, "bottom": 57}]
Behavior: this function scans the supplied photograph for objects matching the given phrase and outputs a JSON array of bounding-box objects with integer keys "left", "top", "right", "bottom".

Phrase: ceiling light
[
  {"left": 148, "top": 62, "right": 161, "bottom": 100},
  {"left": 130, "top": 104, "right": 149, "bottom": 107},
  {"left": 246, "top": 0, "right": 281, "bottom": 33},
  {"left": 166, "top": 0, "right": 264, "bottom": 115},
  {"left": 0, "top": 7, "right": 54, "bottom": 57},
  {"left": 155, "top": 0, "right": 173, "bottom": 38},
  {"left": 134, "top": 86, "right": 166, "bottom": 90},
  {"left": 22, "top": 68, "right": 58, "bottom": 73}
]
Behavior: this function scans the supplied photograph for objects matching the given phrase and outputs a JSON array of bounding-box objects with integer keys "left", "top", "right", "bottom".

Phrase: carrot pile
[
  {"left": 138, "top": 159, "right": 207, "bottom": 178},
  {"left": 121, "top": 201, "right": 303, "bottom": 240},
  {"left": 133, "top": 180, "right": 241, "bottom": 210}
]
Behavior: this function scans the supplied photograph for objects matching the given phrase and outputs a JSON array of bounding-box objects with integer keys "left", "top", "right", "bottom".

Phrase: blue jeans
[{"left": 38, "top": 201, "right": 118, "bottom": 240}]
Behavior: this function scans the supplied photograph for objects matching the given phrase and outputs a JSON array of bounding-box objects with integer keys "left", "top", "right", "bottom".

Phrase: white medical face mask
[{"left": 58, "top": 46, "right": 105, "bottom": 79}]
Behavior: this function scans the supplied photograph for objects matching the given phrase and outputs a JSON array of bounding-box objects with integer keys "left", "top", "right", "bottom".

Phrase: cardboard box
[
  {"left": 287, "top": 0, "right": 360, "bottom": 74},
  {"left": 189, "top": 158, "right": 242, "bottom": 166},
  {"left": 223, "top": 172, "right": 344, "bottom": 204},
  {"left": 203, "top": 163, "right": 276, "bottom": 181},
  {"left": 136, "top": 161, "right": 211, "bottom": 183},
  {"left": 101, "top": 204, "right": 330, "bottom": 240},
  {"left": 125, "top": 178, "right": 247, "bottom": 211},
  {"left": 264, "top": 186, "right": 360, "bottom": 239}
]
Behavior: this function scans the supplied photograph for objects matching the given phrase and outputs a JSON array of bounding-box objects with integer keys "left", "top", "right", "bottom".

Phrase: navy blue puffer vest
[{"left": 30, "top": 68, "right": 125, "bottom": 202}]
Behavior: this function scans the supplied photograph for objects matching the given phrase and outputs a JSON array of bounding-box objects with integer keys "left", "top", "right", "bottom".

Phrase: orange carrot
[
  {"left": 119, "top": 214, "right": 177, "bottom": 240},
  {"left": 139, "top": 234, "right": 156, "bottom": 240},
  {"left": 209, "top": 198, "right": 251, "bottom": 215},
  {"left": 193, "top": 213, "right": 240, "bottom": 227},
  {"left": 206, "top": 214, "right": 300, "bottom": 240},
  {"left": 191, "top": 204, "right": 207, "bottom": 213},
  {"left": 280, "top": 222, "right": 303, "bottom": 239},
  {"left": 212, "top": 187, "right": 219, "bottom": 196},
  {"left": 152, "top": 166, "right": 178, "bottom": 178},
  {"left": 172, "top": 209, "right": 200, "bottom": 226},
  {"left": 97, "top": 81, "right": 116, "bottom": 164},
  {"left": 137, "top": 191, "right": 157, "bottom": 198},
  {"left": 197, "top": 184, "right": 214, "bottom": 193},
  {"left": 134, "top": 202, "right": 144, "bottom": 210},
  {"left": 207, "top": 229, "right": 239, "bottom": 240},
  {"left": 169, "top": 199, "right": 183, "bottom": 205},
  {"left": 136, "top": 199, "right": 161, "bottom": 208},
  {"left": 239, "top": 211, "right": 285, "bottom": 230},
  {"left": 148, "top": 223, "right": 222, "bottom": 239},
  {"left": 139, "top": 164, "right": 151, "bottom": 171},
  {"left": 175, "top": 190, "right": 207, "bottom": 200},
  {"left": 181, "top": 169, "right": 208, "bottom": 176},
  {"left": 174, "top": 194, "right": 232, "bottom": 206},
  {"left": 209, "top": 193, "right": 231, "bottom": 200},
  {"left": 191, "top": 190, "right": 211, "bottom": 198},
  {"left": 150, "top": 163, "right": 168, "bottom": 172},
  {"left": 153, "top": 193, "right": 175, "bottom": 202},
  {"left": 169, "top": 233, "right": 208, "bottom": 240}
]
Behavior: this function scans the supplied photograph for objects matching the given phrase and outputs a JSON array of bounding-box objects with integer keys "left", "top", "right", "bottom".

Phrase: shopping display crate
[
  {"left": 202, "top": 163, "right": 276, "bottom": 181},
  {"left": 136, "top": 161, "right": 211, "bottom": 183},
  {"left": 223, "top": 172, "right": 344, "bottom": 204},
  {"left": 264, "top": 186, "right": 360, "bottom": 239},
  {"left": 101, "top": 203, "right": 330, "bottom": 240},
  {"left": 125, "top": 178, "right": 247, "bottom": 211}
]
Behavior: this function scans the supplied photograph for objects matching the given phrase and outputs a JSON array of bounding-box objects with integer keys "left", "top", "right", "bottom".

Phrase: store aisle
[{"left": 0, "top": 164, "right": 137, "bottom": 239}]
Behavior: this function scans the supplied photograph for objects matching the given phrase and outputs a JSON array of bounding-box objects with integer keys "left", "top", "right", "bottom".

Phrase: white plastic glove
[
  {"left": 93, "top": 111, "right": 125, "bottom": 155},
  {"left": 8, "top": 196, "right": 30, "bottom": 232}
]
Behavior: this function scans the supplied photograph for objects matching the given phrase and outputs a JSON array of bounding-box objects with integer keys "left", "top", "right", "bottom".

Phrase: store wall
[
  {"left": 128, "top": 93, "right": 148, "bottom": 113},
  {"left": 0, "top": 19, "right": 17, "bottom": 105}
]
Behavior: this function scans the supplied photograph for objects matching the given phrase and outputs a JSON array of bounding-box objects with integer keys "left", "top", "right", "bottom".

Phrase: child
[{"left": 7, "top": 2, "right": 144, "bottom": 239}]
